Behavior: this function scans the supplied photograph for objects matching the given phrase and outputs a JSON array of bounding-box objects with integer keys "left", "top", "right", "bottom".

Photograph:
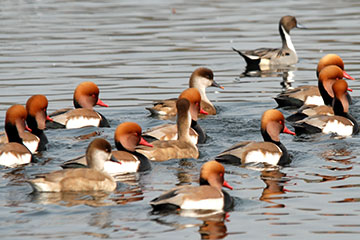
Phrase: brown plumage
[
  {"left": 138, "top": 98, "right": 198, "bottom": 161},
  {"left": 28, "top": 138, "right": 117, "bottom": 192}
]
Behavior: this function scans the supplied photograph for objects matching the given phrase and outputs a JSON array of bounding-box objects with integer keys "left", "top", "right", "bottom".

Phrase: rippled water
[{"left": 1, "top": 0, "right": 360, "bottom": 239}]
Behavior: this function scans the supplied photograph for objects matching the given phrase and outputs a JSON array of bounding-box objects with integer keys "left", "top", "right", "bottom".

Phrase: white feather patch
[
  {"left": 259, "top": 58, "right": 271, "bottom": 66},
  {"left": 164, "top": 133, "right": 197, "bottom": 145},
  {"left": 282, "top": 25, "right": 296, "bottom": 53},
  {"left": 104, "top": 160, "right": 139, "bottom": 175},
  {"left": 24, "top": 140, "right": 39, "bottom": 154},
  {"left": 181, "top": 198, "right": 224, "bottom": 210},
  {"left": 304, "top": 96, "right": 324, "bottom": 106},
  {"left": 66, "top": 116, "right": 100, "bottom": 129},
  {"left": 323, "top": 120, "right": 353, "bottom": 136},
  {"left": 0, "top": 152, "right": 32, "bottom": 167},
  {"left": 244, "top": 149, "right": 282, "bottom": 166}
]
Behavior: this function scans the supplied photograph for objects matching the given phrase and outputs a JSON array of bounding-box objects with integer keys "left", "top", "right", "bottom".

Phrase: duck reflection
[
  {"left": 29, "top": 182, "right": 145, "bottom": 207},
  {"left": 239, "top": 65, "right": 296, "bottom": 91},
  {"left": 198, "top": 212, "right": 228, "bottom": 240},
  {"left": 259, "top": 169, "right": 288, "bottom": 208}
]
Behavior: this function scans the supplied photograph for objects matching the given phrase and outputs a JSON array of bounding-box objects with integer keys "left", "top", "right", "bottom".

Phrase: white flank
[
  {"left": 282, "top": 26, "right": 296, "bottom": 53},
  {"left": 104, "top": 160, "right": 139, "bottom": 175},
  {"left": 31, "top": 182, "right": 54, "bottom": 192},
  {"left": 66, "top": 116, "right": 100, "bottom": 129},
  {"left": 157, "top": 111, "right": 167, "bottom": 116},
  {"left": 323, "top": 120, "right": 353, "bottom": 136},
  {"left": 245, "top": 149, "right": 282, "bottom": 166},
  {"left": 181, "top": 198, "right": 224, "bottom": 210},
  {"left": 259, "top": 58, "right": 271, "bottom": 66},
  {"left": 24, "top": 140, "right": 39, "bottom": 154},
  {"left": 304, "top": 96, "right": 324, "bottom": 106},
  {"left": 0, "top": 152, "right": 31, "bottom": 168}
]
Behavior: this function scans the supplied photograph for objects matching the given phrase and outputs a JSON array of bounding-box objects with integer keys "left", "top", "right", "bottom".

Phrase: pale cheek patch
[
  {"left": 323, "top": 120, "right": 353, "bottom": 136},
  {"left": 104, "top": 161, "right": 139, "bottom": 175},
  {"left": 181, "top": 198, "right": 224, "bottom": 210},
  {"left": 66, "top": 117, "right": 100, "bottom": 129},
  {"left": 245, "top": 150, "right": 282, "bottom": 166},
  {"left": 304, "top": 96, "right": 324, "bottom": 106},
  {"left": 0, "top": 152, "right": 32, "bottom": 167}
]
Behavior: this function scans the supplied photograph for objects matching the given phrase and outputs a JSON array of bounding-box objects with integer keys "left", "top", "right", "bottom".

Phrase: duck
[
  {"left": 136, "top": 98, "right": 199, "bottom": 161},
  {"left": 46, "top": 81, "right": 109, "bottom": 129},
  {"left": 150, "top": 160, "right": 233, "bottom": 211},
  {"left": 292, "top": 79, "right": 358, "bottom": 136},
  {"left": 143, "top": 88, "right": 208, "bottom": 144},
  {"left": 0, "top": 105, "right": 32, "bottom": 167},
  {"left": 233, "top": 16, "right": 306, "bottom": 68},
  {"left": 0, "top": 95, "right": 52, "bottom": 153},
  {"left": 146, "top": 67, "right": 223, "bottom": 117},
  {"left": 274, "top": 54, "right": 354, "bottom": 108},
  {"left": 215, "top": 109, "right": 295, "bottom": 166},
  {"left": 287, "top": 65, "right": 352, "bottom": 121},
  {"left": 28, "top": 138, "right": 119, "bottom": 192},
  {"left": 61, "top": 122, "right": 153, "bottom": 174}
]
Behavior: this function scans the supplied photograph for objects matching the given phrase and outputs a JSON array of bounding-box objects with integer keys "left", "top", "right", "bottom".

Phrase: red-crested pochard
[
  {"left": 143, "top": 88, "right": 208, "bottom": 144},
  {"left": 137, "top": 98, "right": 199, "bottom": 161},
  {"left": 0, "top": 105, "right": 32, "bottom": 167},
  {"left": 150, "top": 160, "right": 233, "bottom": 211},
  {"left": 216, "top": 109, "right": 295, "bottom": 166},
  {"left": 61, "top": 122, "right": 153, "bottom": 174},
  {"left": 47, "top": 81, "right": 109, "bottom": 129},
  {"left": 274, "top": 54, "right": 354, "bottom": 108},
  {"left": 233, "top": 16, "right": 306, "bottom": 67},
  {"left": 28, "top": 138, "right": 118, "bottom": 192},
  {"left": 293, "top": 79, "right": 358, "bottom": 136},
  {"left": 146, "top": 67, "right": 223, "bottom": 117}
]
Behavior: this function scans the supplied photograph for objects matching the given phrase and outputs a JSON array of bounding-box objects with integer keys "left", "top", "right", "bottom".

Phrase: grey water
[{"left": 1, "top": 0, "right": 360, "bottom": 239}]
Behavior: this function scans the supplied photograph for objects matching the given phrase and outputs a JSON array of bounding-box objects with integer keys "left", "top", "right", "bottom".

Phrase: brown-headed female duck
[
  {"left": 146, "top": 67, "right": 223, "bottom": 117},
  {"left": 150, "top": 161, "right": 233, "bottom": 211},
  {"left": 28, "top": 138, "right": 118, "bottom": 192},
  {"left": 61, "top": 122, "right": 153, "bottom": 174},
  {"left": 47, "top": 81, "right": 109, "bottom": 129},
  {"left": 216, "top": 109, "right": 295, "bottom": 166},
  {"left": 137, "top": 98, "right": 199, "bottom": 161},
  {"left": 0, "top": 105, "right": 32, "bottom": 167}
]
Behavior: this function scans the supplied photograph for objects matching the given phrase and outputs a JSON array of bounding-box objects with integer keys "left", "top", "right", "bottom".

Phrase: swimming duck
[
  {"left": 143, "top": 88, "right": 208, "bottom": 144},
  {"left": 274, "top": 54, "right": 354, "bottom": 108},
  {"left": 233, "top": 16, "right": 306, "bottom": 67},
  {"left": 292, "top": 79, "right": 358, "bottom": 136},
  {"left": 146, "top": 67, "right": 223, "bottom": 117},
  {"left": 61, "top": 122, "right": 153, "bottom": 174},
  {"left": 137, "top": 98, "right": 199, "bottom": 161},
  {"left": 0, "top": 105, "right": 32, "bottom": 167},
  {"left": 216, "top": 109, "right": 295, "bottom": 166},
  {"left": 150, "top": 160, "right": 233, "bottom": 211},
  {"left": 28, "top": 138, "right": 118, "bottom": 192},
  {"left": 47, "top": 81, "right": 109, "bottom": 129}
]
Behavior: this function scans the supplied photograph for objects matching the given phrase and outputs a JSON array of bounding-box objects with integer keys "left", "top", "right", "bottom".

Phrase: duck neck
[
  {"left": 191, "top": 79, "right": 212, "bottom": 106},
  {"left": 177, "top": 110, "right": 192, "bottom": 143},
  {"left": 5, "top": 122, "right": 23, "bottom": 144},
  {"left": 318, "top": 80, "right": 334, "bottom": 106},
  {"left": 279, "top": 24, "right": 296, "bottom": 53}
]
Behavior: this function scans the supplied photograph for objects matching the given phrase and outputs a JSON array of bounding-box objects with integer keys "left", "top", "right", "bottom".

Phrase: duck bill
[
  {"left": 46, "top": 115, "right": 53, "bottom": 121},
  {"left": 211, "top": 80, "right": 224, "bottom": 89},
  {"left": 296, "top": 23, "right": 307, "bottom": 29},
  {"left": 25, "top": 125, "right": 32, "bottom": 132},
  {"left": 343, "top": 71, "right": 355, "bottom": 80},
  {"left": 110, "top": 155, "right": 122, "bottom": 164},
  {"left": 139, "top": 137, "right": 153, "bottom": 147},
  {"left": 199, "top": 108, "right": 208, "bottom": 115},
  {"left": 223, "top": 180, "right": 233, "bottom": 190},
  {"left": 347, "top": 87, "right": 353, "bottom": 92},
  {"left": 283, "top": 126, "right": 296, "bottom": 135},
  {"left": 96, "top": 98, "right": 109, "bottom": 107}
]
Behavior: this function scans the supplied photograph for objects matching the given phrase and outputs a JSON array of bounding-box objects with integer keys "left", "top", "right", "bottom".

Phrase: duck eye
[{"left": 92, "top": 94, "right": 96, "bottom": 98}]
